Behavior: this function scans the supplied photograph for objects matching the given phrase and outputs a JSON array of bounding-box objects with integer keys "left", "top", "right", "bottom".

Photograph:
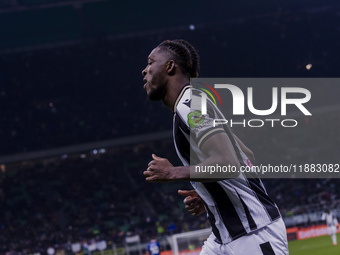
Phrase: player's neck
[{"left": 162, "top": 76, "right": 190, "bottom": 112}]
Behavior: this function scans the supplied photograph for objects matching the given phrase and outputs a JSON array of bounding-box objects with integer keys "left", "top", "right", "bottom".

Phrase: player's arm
[
  {"left": 143, "top": 131, "right": 240, "bottom": 182},
  {"left": 233, "top": 134, "right": 255, "bottom": 163},
  {"left": 195, "top": 131, "right": 241, "bottom": 179}
]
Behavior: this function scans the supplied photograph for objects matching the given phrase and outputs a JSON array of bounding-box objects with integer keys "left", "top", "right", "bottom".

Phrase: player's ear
[{"left": 166, "top": 60, "right": 175, "bottom": 74}]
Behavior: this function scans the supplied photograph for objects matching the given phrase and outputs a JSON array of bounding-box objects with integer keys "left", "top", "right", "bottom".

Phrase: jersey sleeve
[{"left": 186, "top": 91, "right": 225, "bottom": 149}]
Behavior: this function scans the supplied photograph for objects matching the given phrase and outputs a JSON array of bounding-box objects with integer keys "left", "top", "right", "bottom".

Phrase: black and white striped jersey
[{"left": 172, "top": 85, "right": 281, "bottom": 244}]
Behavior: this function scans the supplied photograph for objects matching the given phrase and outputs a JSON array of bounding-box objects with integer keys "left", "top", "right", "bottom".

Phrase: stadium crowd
[{"left": 0, "top": 143, "right": 208, "bottom": 254}]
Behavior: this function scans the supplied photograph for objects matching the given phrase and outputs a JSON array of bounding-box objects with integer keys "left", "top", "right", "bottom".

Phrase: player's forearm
[
  {"left": 233, "top": 135, "right": 255, "bottom": 163},
  {"left": 170, "top": 165, "right": 191, "bottom": 180},
  {"left": 171, "top": 165, "right": 219, "bottom": 182},
  {"left": 196, "top": 153, "right": 240, "bottom": 180}
]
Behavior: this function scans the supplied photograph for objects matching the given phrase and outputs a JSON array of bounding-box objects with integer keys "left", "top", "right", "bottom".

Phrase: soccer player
[
  {"left": 147, "top": 237, "right": 160, "bottom": 255},
  {"left": 142, "top": 39, "right": 288, "bottom": 254},
  {"left": 321, "top": 209, "right": 338, "bottom": 245}
]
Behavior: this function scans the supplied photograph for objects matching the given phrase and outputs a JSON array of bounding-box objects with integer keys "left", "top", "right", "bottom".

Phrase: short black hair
[{"left": 157, "top": 39, "right": 200, "bottom": 78}]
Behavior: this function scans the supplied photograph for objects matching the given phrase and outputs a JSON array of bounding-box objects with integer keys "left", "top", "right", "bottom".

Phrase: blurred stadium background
[{"left": 0, "top": 0, "right": 340, "bottom": 254}]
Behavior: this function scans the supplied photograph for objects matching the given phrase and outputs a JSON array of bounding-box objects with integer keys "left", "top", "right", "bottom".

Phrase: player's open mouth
[{"left": 143, "top": 79, "right": 147, "bottom": 89}]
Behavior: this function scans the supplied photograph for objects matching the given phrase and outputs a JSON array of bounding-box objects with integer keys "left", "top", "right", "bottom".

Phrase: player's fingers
[
  {"left": 146, "top": 176, "right": 168, "bottom": 183},
  {"left": 178, "top": 190, "right": 190, "bottom": 196},
  {"left": 185, "top": 200, "right": 200, "bottom": 210},
  {"left": 183, "top": 197, "right": 191, "bottom": 204},
  {"left": 145, "top": 176, "right": 157, "bottom": 182},
  {"left": 184, "top": 197, "right": 198, "bottom": 205},
  {"left": 178, "top": 190, "right": 197, "bottom": 197},
  {"left": 185, "top": 204, "right": 197, "bottom": 211},
  {"left": 148, "top": 160, "right": 157, "bottom": 167},
  {"left": 185, "top": 202, "right": 201, "bottom": 211},
  {"left": 191, "top": 207, "right": 201, "bottom": 216},
  {"left": 191, "top": 210, "right": 202, "bottom": 216},
  {"left": 188, "top": 203, "right": 201, "bottom": 212},
  {"left": 143, "top": 170, "right": 153, "bottom": 177},
  {"left": 147, "top": 163, "right": 159, "bottom": 171}
]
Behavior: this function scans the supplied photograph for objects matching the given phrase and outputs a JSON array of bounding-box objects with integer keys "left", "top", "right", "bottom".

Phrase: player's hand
[
  {"left": 143, "top": 154, "right": 174, "bottom": 182},
  {"left": 178, "top": 190, "right": 206, "bottom": 216}
]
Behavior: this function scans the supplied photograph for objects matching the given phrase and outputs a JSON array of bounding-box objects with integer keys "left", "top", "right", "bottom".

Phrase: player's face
[{"left": 142, "top": 48, "right": 169, "bottom": 101}]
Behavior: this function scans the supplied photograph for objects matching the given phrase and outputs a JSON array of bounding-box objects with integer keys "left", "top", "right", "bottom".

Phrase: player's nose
[{"left": 142, "top": 67, "right": 147, "bottom": 76}]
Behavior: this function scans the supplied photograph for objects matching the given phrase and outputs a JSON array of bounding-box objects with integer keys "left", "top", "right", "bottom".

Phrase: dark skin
[
  {"left": 142, "top": 47, "right": 189, "bottom": 107},
  {"left": 178, "top": 190, "right": 206, "bottom": 216},
  {"left": 142, "top": 46, "right": 255, "bottom": 215}
]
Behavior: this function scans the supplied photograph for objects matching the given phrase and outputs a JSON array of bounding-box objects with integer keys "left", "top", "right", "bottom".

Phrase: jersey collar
[{"left": 173, "top": 84, "right": 192, "bottom": 112}]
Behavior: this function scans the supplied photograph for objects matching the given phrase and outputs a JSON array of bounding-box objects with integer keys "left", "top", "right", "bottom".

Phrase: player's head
[
  {"left": 157, "top": 39, "right": 200, "bottom": 79},
  {"left": 142, "top": 39, "right": 200, "bottom": 101}
]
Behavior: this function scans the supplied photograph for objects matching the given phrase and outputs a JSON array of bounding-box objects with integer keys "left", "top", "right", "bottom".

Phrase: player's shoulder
[
  {"left": 175, "top": 86, "right": 205, "bottom": 116},
  {"left": 174, "top": 86, "right": 191, "bottom": 120}
]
